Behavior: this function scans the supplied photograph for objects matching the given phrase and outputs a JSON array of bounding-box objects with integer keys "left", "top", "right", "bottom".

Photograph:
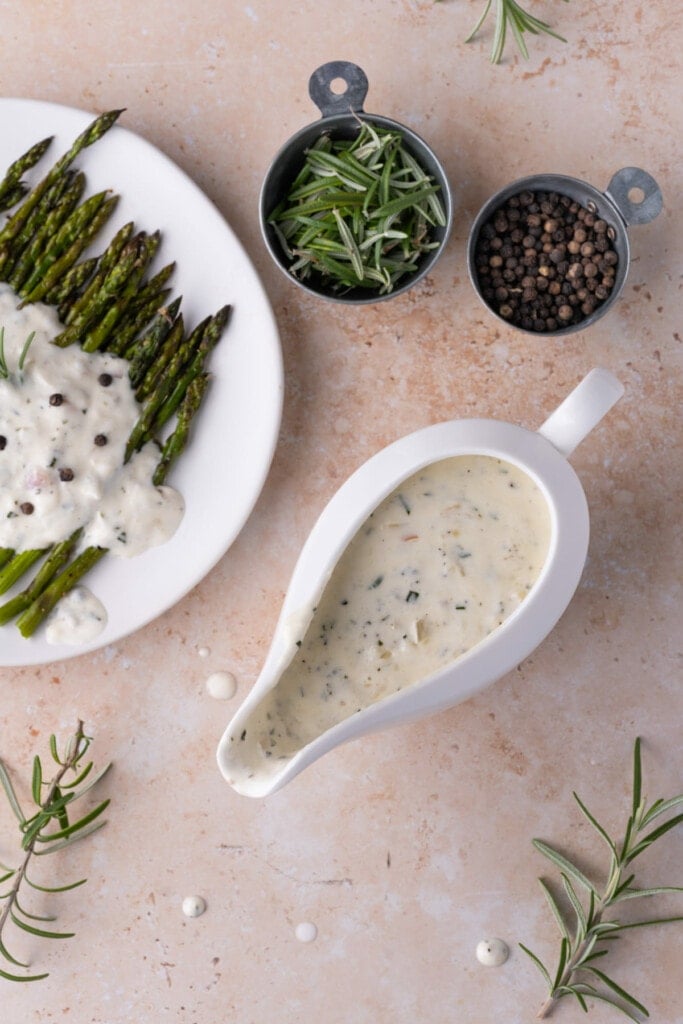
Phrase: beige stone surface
[{"left": 0, "top": 1, "right": 681, "bottom": 1021}]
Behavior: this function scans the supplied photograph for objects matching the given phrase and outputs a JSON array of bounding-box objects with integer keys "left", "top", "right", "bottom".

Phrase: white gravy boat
[{"left": 217, "top": 368, "right": 623, "bottom": 797}]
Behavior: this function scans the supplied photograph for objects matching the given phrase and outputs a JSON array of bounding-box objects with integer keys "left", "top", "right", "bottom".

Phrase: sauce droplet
[
  {"left": 206, "top": 671, "right": 237, "bottom": 700},
  {"left": 476, "top": 937, "right": 509, "bottom": 967},
  {"left": 182, "top": 895, "right": 206, "bottom": 918},
  {"left": 295, "top": 921, "right": 317, "bottom": 943}
]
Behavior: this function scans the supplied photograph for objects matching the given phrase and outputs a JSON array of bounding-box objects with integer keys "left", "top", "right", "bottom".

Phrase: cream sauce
[
  {"left": 0, "top": 284, "right": 185, "bottom": 641},
  {"left": 476, "top": 938, "right": 509, "bottom": 967},
  {"left": 45, "top": 586, "right": 107, "bottom": 645},
  {"left": 206, "top": 671, "right": 237, "bottom": 700},
  {"left": 225, "top": 455, "right": 551, "bottom": 778},
  {"left": 294, "top": 922, "right": 318, "bottom": 943},
  {"left": 0, "top": 285, "right": 183, "bottom": 555},
  {"left": 182, "top": 895, "right": 207, "bottom": 918}
]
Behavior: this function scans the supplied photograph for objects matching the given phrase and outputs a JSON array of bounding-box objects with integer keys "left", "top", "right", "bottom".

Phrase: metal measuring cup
[
  {"left": 259, "top": 60, "right": 453, "bottom": 304},
  {"left": 466, "top": 168, "right": 663, "bottom": 336}
]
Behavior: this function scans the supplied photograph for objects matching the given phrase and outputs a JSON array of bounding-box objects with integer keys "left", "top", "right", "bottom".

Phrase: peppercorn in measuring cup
[
  {"left": 468, "top": 168, "right": 662, "bottom": 336},
  {"left": 472, "top": 189, "right": 619, "bottom": 333}
]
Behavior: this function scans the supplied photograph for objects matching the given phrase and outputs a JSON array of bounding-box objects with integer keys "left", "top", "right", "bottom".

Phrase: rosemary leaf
[
  {"left": 632, "top": 737, "right": 643, "bottom": 817},
  {"left": 0, "top": 965, "right": 49, "bottom": 982},
  {"left": 568, "top": 986, "right": 589, "bottom": 1011},
  {"left": 519, "top": 942, "right": 552, "bottom": 988},
  {"left": 48, "top": 734, "right": 62, "bottom": 765},
  {"left": 613, "top": 915, "right": 683, "bottom": 931},
  {"left": 582, "top": 967, "right": 650, "bottom": 1017},
  {"left": 10, "top": 911, "right": 74, "bottom": 940},
  {"left": 0, "top": 932, "right": 27, "bottom": 968},
  {"left": 551, "top": 936, "right": 570, "bottom": 990},
  {"left": 580, "top": 947, "right": 610, "bottom": 966},
  {"left": 13, "top": 895, "right": 56, "bottom": 923},
  {"left": 641, "top": 794, "right": 683, "bottom": 828},
  {"left": 31, "top": 756, "right": 42, "bottom": 805},
  {"left": 0, "top": 326, "right": 7, "bottom": 378},
  {"left": 538, "top": 878, "right": 570, "bottom": 941},
  {"left": 0, "top": 760, "right": 26, "bottom": 823},
  {"left": 573, "top": 791, "right": 618, "bottom": 855},
  {"left": 24, "top": 874, "right": 87, "bottom": 894},
  {"left": 576, "top": 990, "right": 644, "bottom": 1023},
  {"left": 560, "top": 873, "right": 587, "bottom": 941},
  {"left": 615, "top": 885, "right": 683, "bottom": 902},
  {"left": 17, "top": 330, "right": 36, "bottom": 370},
  {"left": 531, "top": 839, "right": 596, "bottom": 895},
  {"left": 625, "top": 812, "right": 683, "bottom": 863},
  {"left": 33, "top": 816, "right": 107, "bottom": 855}
]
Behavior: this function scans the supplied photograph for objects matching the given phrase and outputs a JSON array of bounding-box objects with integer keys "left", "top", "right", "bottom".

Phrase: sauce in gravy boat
[{"left": 218, "top": 369, "right": 623, "bottom": 797}]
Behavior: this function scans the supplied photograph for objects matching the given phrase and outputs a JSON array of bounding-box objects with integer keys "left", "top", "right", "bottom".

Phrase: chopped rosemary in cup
[{"left": 268, "top": 121, "right": 446, "bottom": 297}]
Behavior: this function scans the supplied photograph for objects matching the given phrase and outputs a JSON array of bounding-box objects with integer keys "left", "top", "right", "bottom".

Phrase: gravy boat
[{"left": 217, "top": 368, "right": 623, "bottom": 797}]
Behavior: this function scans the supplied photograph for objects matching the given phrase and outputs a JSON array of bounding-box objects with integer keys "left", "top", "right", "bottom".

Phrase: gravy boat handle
[{"left": 537, "top": 367, "right": 624, "bottom": 457}]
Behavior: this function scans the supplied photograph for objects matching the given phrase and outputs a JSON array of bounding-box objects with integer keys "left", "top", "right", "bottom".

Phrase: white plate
[{"left": 0, "top": 99, "right": 283, "bottom": 667}]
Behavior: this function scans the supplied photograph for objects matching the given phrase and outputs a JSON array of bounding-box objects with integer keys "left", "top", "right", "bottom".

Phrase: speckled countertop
[{"left": 0, "top": 2, "right": 681, "bottom": 1022}]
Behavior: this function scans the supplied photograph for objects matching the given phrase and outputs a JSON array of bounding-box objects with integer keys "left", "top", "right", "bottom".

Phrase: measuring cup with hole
[
  {"left": 259, "top": 60, "right": 453, "bottom": 303},
  {"left": 467, "top": 168, "right": 663, "bottom": 335}
]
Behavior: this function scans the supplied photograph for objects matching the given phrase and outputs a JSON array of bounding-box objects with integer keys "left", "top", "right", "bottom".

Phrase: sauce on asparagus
[
  {"left": 44, "top": 585, "right": 107, "bottom": 645},
  {"left": 224, "top": 455, "right": 551, "bottom": 783},
  {"left": 0, "top": 284, "right": 184, "bottom": 638}
]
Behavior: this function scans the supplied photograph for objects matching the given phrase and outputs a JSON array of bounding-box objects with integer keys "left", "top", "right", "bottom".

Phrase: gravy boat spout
[{"left": 217, "top": 369, "right": 623, "bottom": 798}]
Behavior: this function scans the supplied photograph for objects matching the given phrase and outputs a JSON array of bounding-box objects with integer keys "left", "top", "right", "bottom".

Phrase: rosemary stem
[
  {"left": 536, "top": 902, "right": 609, "bottom": 1018},
  {"left": 0, "top": 720, "right": 85, "bottom": 935}
]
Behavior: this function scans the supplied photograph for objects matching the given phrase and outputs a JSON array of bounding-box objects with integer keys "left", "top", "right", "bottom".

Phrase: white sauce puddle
[
  {"left": 0, "top": 284, "right": 185, "bottom": 642},
  {"left": 224, "top": 455, "right": 551, "bottom": 783},
  {"left": 295, "top": 921, "right": 318, "bottom": 943},
  {"left": 206, "top": 671, "right": 237, "bottom": 700},
  {"left": 182, "top": 895, "right": 207, "bottom": 918},
  {"left": 45, "top": 586, "right": 107, "bottom": 645},
  {"left": 476, "top": 938, "right": 509, "bottom": 966}
]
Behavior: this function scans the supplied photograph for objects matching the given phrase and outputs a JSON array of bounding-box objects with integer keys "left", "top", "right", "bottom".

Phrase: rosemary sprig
[
  {"left": 522, "top": 738, "right": 683, "bottom": 1020},
  {"left": 0, "top": 325, "right": 37, "bottom": 379},
  {"left": 460, "top": 0, "right": 569, "bottom": 64},
  {"left": 269, "top": 120, "right": 446, "bottom": 296},
  {"left": 0, "top": 720, "right": 111, "bottom": 982}
]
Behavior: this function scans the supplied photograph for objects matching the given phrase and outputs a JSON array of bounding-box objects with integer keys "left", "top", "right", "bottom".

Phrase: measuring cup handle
[
  {"left": 538, "top": 368, "right": 624, "bottom": 458},
  {"left": 605, "top": 167, "right": 663, "bottom": 226},
  {"left": 308, "top": 61, "right": 369, "bottom": 118}
]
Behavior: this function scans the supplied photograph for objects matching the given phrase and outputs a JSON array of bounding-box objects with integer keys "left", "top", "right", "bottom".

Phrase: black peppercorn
[
  {"left": 98, "top": 373, "right": 113, "bottom": 387},
  {"left": 0, "top": 436, "right": 6, "bottom": 450},
  {"left": 49, "top": 393, "right": 64, "bottom": 406},
  {"left": 20, "top": 502, "right": 34, "bottom": 515},
  {"left": 473, "top": 188, "right": 619, "bottom": 332},
  {"left": 59, "top": 467, "right": 75, "bottom": 482},
  {"left": 94, "top": 434, "right": 108, "bottom": 446}
]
